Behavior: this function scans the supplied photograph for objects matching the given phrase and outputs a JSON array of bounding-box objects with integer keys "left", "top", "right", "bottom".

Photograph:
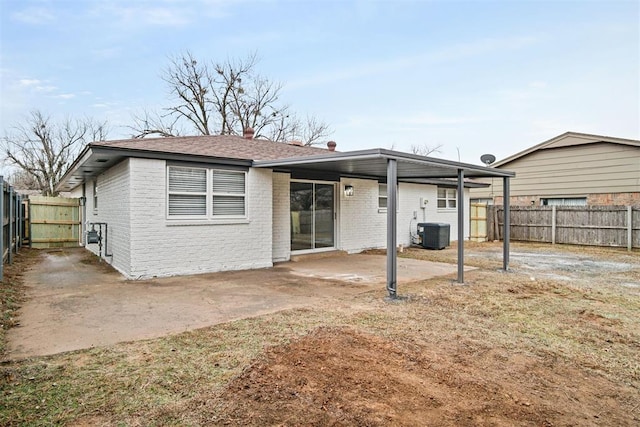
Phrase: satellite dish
[{"left": 480, "top": 154, "right": 496, "bottom": 166}]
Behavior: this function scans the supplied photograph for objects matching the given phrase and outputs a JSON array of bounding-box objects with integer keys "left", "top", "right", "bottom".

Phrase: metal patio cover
[{"left": 254, "top": 148, "right": 515, "bottom": 298}]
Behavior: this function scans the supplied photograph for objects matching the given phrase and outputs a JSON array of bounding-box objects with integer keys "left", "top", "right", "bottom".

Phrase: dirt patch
[
  {"left": 0, "top": 249, "right": 40, "bottom": 354},
  {"left": 217, "top": 327, "right": 633, "bottom": 426}
]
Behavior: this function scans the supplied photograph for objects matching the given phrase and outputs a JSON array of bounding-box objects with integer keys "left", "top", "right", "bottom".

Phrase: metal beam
[
  {"left": 386, "top": 158, "right": 398, "bottom": 298},
  {"left": 457, "top": 169, "right": 464, "bottom": 283},
  {"left": 503, "top": 177, "right": 510, "bottom": 271}
]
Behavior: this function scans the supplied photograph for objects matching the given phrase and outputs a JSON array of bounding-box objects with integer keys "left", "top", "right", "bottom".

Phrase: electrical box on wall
[{"left": 419, "top": 197, "right": 429, "bottom": 207}]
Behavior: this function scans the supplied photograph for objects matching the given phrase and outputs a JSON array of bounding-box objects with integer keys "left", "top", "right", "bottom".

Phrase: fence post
[
  {"left": 17, "top": 195, "right": 22, "bottom": 249},
  {"left": 628, "top": 206, "right": 633, "bottom": 252},
  {"left": 551, "top": 205, "right": 556, "bottom": 245},
  {"left": 0, "top": 176, "right": 4, "bottom": 281},
  {"left": 7, "top": 185, "right": 13, "bottom": 265},
  {"left": 13, "top": 192, "right": 19, "bottom": 253}
]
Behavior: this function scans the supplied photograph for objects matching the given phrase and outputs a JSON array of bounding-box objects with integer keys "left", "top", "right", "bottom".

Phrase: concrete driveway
[{"left": 6, "top": 248, "right": 463, "bottom": 360}]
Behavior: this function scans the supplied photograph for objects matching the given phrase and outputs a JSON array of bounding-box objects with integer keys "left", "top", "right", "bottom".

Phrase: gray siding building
[{"left": 471, "top": 132, "right": 640, "bottom": 206}]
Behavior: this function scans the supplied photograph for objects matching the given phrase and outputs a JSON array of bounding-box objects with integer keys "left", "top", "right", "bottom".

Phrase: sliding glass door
[{"left": 290, "top": 182, "right": 335, "bottom": 252}]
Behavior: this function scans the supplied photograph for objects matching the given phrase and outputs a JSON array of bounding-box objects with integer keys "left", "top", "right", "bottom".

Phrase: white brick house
[{"left": 57, "top": 133, "right": 500, "bottom": 280}]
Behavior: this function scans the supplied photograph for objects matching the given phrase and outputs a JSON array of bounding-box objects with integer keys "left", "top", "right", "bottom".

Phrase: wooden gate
[
  {"left": 28, "top": 196, "right": 81, "bottom": 248},
  {"left": 469, "top": 202, "right": 488, "bottom": 242}
]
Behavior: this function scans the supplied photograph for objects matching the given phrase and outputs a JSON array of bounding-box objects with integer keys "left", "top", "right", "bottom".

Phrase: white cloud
[
  {"left": 11, "top": 7, "right": 56, "bottom": 25},
  {"left": 92, "top": 3, "right": 192, "bottom": 28},
  {"left": 18, "top": 78, "right": 41, "bottom": 87},
  {"left": 52, "top": 93, "right": 76, "bottom": 99},
  {"left": 35, "top": 85, "right": 57, "bottom": 93},
  {"left": 17, "top": 78, "right": 57, "bottom": 92}
]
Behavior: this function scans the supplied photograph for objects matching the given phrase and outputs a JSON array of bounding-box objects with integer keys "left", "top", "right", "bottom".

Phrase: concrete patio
[{"left": 6, "top": 248, "right": 467, "bottom": 359}]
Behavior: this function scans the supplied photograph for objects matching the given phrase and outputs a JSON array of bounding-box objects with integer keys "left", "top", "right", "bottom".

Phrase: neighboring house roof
[{"left": 493, "top": 131, "right": 640, "bottom": 167}]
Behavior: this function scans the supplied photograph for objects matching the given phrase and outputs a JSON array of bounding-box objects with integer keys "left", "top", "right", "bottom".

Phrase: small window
[
  {"left": 93, "top": 180, "right": 98, "bottom": 210},
  {"left": 378, "top": 183, "right": 387, "bottom": 208},
  {"left": 437, "top": 187, "right": 457, "bottom": 209},
  {"left": 378, "top": 183, "right": 399, "bottom": 210},
  {"left": 541, "top": 197, "right": 586, "bottom": 206}
]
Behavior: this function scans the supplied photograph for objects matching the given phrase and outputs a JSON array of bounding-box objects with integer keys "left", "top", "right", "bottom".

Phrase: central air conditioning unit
[{"left": 417, "top": 222, "right": 450, "bottom": 250}]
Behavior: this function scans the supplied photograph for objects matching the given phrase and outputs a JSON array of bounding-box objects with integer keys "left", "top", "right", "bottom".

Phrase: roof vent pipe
[
  {"left": 327, "top": 141, "right": 337, "bottom": 151},
  {"left": 243, "top": 127, "right": 255, "bottom": 139},
  {"left": 290, "top": 140, "right": 303, "bottom": 146}
]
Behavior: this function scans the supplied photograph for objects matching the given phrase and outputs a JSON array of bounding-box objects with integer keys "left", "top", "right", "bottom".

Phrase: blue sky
[{"left": 1, "top": 0, "right": 638, "bottom": 165}]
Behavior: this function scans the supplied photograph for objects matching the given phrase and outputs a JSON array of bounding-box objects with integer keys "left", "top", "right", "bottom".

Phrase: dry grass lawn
[{"left": 1, "top": 243, "right": 639, "bottom": 426}]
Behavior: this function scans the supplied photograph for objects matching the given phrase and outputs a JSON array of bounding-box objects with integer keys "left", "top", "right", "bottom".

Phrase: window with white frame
[
  {"left": 541, "top": 197, "right": 586, "bottom": 206},
  {"left": 212, "top": 170, "right": 246, "bottom": 216},
  {"left": 437, "top": 187, "right": 457, "bottom": 209},
  {"left": 167, "top": 166, "right": 246, "bottom": 218},
  {"left": 378, "top": 183, "right": 399, "bottom": 210},
  {"left": 93, "top": 180, "right": 98, "bottom": 210},
  {"left": 378, "top": 183, "right": 387, "bottom": 208}
]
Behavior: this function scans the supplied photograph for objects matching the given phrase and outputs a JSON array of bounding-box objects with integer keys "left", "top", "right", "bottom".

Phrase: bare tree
[
  {"left": 130, "top": 109, "right": 183, "bottom": 139},
  {"left": 130, "top": 51, "right": 332, "bottom": 146},
  {"left": 6, "top": 169, "right": 39, "bottom": 190},
  {"left": 410, "top": 143, "right": 443, "bottom": 156},
  {"left": 1, "top": 110, "right": 108, "bottom": 196},
  {"left": 267, "top": 114, "right": 332, "bottom": 146}
]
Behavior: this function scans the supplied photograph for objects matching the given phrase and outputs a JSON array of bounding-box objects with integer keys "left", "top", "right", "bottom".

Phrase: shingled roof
[{"left": 91, "top": 134, "right": 333, "bottom": 161}]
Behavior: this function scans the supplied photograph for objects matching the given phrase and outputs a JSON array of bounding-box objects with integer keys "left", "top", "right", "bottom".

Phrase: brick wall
[
  {"left": 398, "top": 182, "right": 470, "bottom": 245},
  {"left": 272, "top": 172, "right": 291, "bottom": 262},
  {"left": 338, "top": 179, "right": 469, "bottom": 253},
  {"left": 125, "top": 158, "right": 273, "bottom": 279},
  {"left": 339, "top": 178, "right": 387, "bottom": 252},
  {"left": 82, "top": 159, "right": 132, "bottom": 276},
  {"left": 587, "top": 192, "right": 640, "bottom": 206}
]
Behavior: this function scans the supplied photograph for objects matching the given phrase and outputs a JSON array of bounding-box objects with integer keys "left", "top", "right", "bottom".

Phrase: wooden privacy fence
[
  {"left": 0, "top": 177, "right": 25, "bottom": 281},
  {"left": 488, "top": 205, "right": 639, "bottom": 250},
  {"left": 469, "top": 203, "right": 488, "bottom": 242},
  {"left": 28, "top": 196, "right": 81, "bottom": 249}
]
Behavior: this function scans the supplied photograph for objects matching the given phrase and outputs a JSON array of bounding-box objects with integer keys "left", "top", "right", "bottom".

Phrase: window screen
[
  {"left": 167, "top": 166, "right": 246, "bottom": 218},
  {"left": 212, "top": 171, "right": 245, "bottom": 216},
  {"left": 168, "top": 167, "right": 207, "bottom": 216}
]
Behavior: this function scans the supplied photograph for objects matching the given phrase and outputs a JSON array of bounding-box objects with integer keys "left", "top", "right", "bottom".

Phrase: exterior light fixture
[
  {"left": 79, "top": 196, "right": 86, "bottom": 206},
  {"left": 344, "top": 184, "right": 354, "bottom": 197}
]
